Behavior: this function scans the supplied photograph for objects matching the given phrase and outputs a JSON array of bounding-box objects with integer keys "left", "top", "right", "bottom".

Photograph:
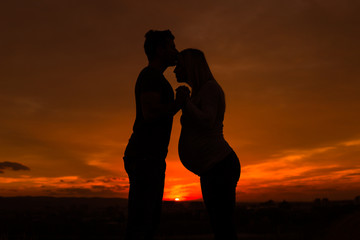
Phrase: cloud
[
  {"left": 44, "top": 184, "right": 129, "bottom": 197},
  {"left": 236, "top": 140, "right": 360, "bottom": 200},
  {"left": 0, "top": 175, "right": 129, "bottom": 198},
  {"left": 342, "top": 139, "right": 360, "bottom": 147},
  {"left": 0, "top": 161, "right": 30, "bottom": 173},
  {"left": 41, "top": 177, "right": 130, "bottom": 198}
]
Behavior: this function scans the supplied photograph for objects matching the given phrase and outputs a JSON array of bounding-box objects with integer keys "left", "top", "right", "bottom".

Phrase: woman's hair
[{"left": 179, "top": 49, "right": 215, "bottom": 91}]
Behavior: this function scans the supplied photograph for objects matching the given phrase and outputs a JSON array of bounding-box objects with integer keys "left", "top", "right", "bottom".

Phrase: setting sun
[{"left": 174, "top": 197, "right": 181, "bottom": 201}]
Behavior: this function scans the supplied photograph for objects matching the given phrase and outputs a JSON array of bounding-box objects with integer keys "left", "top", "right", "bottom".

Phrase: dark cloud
[
  {"left": 346, "top": 173, "right": 360, "bottom": 177},
  {"left": 243, "top": 184, "right": 359, "bottom": 201},
  {"left": 0, "top": 161, "right": 30, "bottom": 173},
  {"left": 43, "top": 184, "right": 128, "bottom": 198},
  {"left": 100, "top": 177, "right": 128, "bottom": 183},
  {"left": 91, "top": 185, "right": 128, "bottom": 191}
]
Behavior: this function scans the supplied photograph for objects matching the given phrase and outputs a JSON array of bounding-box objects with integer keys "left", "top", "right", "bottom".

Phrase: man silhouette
[{"left": 123, "top": 30, "right": 185, "bottom": 240}]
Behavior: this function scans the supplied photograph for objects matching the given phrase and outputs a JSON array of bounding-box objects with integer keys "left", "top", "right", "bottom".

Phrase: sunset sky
[{"left": 1, "top": 0, "right": 360, "bottom": 201}]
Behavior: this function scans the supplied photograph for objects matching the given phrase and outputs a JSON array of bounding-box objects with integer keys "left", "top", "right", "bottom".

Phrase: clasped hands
[{"left": 175, "top": 86, "right": 191, "bottom": 108}]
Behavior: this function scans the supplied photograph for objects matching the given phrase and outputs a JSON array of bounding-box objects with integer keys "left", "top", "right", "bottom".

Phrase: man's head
[{"left": 144, "top": 30, "right": 178, "bottom": 66}]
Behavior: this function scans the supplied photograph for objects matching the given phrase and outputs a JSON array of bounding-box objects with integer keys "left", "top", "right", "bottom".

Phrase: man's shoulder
[
  {"left": 138, "top": 66, "right": 163, "bottom": 82},
  {"left": 136, "top": 67, "right": 168, "bottom": 93}
]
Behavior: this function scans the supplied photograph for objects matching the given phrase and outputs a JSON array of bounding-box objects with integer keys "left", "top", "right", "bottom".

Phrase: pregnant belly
[{"left": 178, "top": 134, "right": 219, "bottom": 175}]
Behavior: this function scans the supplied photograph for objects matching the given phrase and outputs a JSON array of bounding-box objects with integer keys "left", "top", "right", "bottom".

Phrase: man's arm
[{"left": 140, "top": 92, "right": 183, "bottom": 121}]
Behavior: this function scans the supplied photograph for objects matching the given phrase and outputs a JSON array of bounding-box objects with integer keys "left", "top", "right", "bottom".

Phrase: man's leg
[{"left": 124, "top": 157, "right": 165, "bottom": 240}]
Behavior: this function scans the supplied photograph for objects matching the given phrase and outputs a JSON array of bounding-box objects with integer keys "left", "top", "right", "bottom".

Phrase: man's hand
[{"left": 175, "top": 86, "right": 191, "bottom": 108}]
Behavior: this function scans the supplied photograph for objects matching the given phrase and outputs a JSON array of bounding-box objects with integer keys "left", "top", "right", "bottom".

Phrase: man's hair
[{"left": 144, "top": 30, "right": 174, "bottom": 61}]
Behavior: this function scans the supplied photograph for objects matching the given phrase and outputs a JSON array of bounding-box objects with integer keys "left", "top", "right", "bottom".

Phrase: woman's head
[{"left": 174, "top": 49, "right": 215, "bottom": 90}]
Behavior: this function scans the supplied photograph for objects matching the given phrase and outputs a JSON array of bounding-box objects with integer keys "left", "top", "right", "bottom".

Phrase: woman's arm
[{"left": 183, "top": 82, "right": 219, "bottom": 128}]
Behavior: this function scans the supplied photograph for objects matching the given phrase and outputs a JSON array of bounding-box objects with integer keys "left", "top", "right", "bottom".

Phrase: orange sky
[{"left": 1, "top": 0, "right": 360, "bottom": 201}]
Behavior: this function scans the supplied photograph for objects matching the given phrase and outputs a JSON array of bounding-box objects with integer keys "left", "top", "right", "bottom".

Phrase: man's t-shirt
[{"left": 124, "top": 66, "right": 175, "bottom": 160}]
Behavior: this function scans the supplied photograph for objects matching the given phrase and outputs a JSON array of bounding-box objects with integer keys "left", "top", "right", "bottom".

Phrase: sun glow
[{"left": 174, "top": 197, "right": 181, "bottom": 201}]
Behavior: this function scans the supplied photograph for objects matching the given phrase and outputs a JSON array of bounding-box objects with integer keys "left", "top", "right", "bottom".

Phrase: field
[{"left": 0, "top": 197, "right": 359, "bottom": 240}]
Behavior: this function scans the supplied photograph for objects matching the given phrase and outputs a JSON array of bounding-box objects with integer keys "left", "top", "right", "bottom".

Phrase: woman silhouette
[{"left": 175, "top": 49, "right": 241, "bottom": 240}]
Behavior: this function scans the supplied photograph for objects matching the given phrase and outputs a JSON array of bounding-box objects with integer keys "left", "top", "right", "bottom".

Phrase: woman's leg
[{"left": 200, "top": 152, "right": 241, "bottom": 240}]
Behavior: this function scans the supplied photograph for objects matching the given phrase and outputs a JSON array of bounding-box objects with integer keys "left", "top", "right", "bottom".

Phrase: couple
[{"left": 123, "top": 30, "right": 241, "bottom": 240}]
